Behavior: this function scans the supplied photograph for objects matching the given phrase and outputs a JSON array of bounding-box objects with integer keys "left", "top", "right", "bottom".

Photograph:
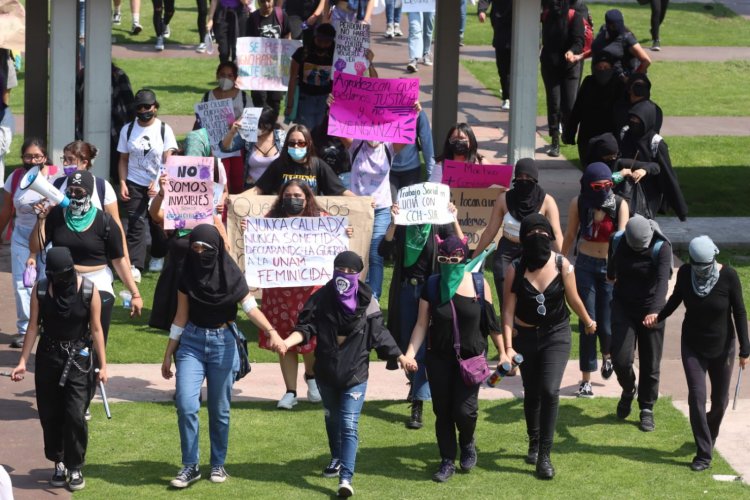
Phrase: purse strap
[{"left": 449, "top": 299, "right": 463, "bottom": 361}]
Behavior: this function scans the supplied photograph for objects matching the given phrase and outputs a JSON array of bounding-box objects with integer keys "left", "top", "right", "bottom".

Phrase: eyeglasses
[
  {"left": 22, "top": 154, "right": 45, "bottom": 161},
  {"left": 61, "top": 155, "right": 78, "bottom": 165},
  {"left": 535, "top": 293, "right": 546, "bottom": 316},
  {"left": 288, "top": 141, "right": 308, "bottom": 148},
  {"left": 437, "top": 255, "right": 464, "bottom": 264},
  {"left": 590, "top": 180, "right": 614, "bottom": 191}
]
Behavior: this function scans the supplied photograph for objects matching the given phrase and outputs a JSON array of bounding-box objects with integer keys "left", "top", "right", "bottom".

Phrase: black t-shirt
[
  {"left": 292, "top": 46, "right": 334, "bottom": 96},
  {"left": 592, "top": 30, "right": 639, "bottom": 77},
  {"left": 284, "top": 0, "right": 318, "bottom": 18},
  {"left": 608, "top": 239, "right": 672, "bottom": 316},
  {"left": 254, "top": 156, "right": 346, "bottom": 195},
  {"left": 247, "top": 9, "right": 291, "bottom": 38},
  {"left": 178, "top": 283, "right": 240, "bottom": 328},
  {"left": 45, "top": 208, "right": 125, "bottom": 266},
  {"left": 41, "top": 283, "right": 90, "bottom": 341}
]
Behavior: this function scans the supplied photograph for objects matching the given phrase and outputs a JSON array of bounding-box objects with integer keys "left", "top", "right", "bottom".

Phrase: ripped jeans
[{"left": 318, "top": 381, "right": 367, "bottom": 482}]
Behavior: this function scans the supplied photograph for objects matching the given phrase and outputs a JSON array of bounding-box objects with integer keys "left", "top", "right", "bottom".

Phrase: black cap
[
  {"left": 68, "top": 170, "right": 95, "bottom": 196},
  {"left": 134, "top": 88, "right": 157, "bottom": 107},
  {"left": 333, "top": 251, "right": 364, "bottom": 273}
]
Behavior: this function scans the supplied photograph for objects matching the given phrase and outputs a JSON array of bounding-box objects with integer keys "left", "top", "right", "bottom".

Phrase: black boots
[
  {"left": 407, "top": 400, "right": 423, "bottom": 429},
  {"left": 548, "top": 135, "right": 561, "bottom": 157},
  {"left": 525, "top": 435, "right": 539, "bottom": 465},
  {"left": 535, "top": 444, "right": 555, "bottom": 480}
]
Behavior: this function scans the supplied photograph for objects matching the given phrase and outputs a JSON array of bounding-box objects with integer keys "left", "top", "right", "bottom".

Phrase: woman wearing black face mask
[
  {"left": 503, "top": 214, "right": 595, "bottom": 480},
  {"left": 613, "top": 73, "right": 663, "bottom": 136},
  {"left": 429, "top": 123, "right": 482, "bottom": 183},
  {"left": 591, "top": 9, "right": 650, "bottom": 82}
]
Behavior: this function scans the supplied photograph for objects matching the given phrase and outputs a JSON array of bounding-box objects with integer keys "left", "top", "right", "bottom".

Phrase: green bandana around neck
[
  {"left": 439, "top": 262, "right": 466, "bottom": 304},
  {"left": 403, "top": 224, "right": 432, "bottom": 267},
  {"left": 64, "top": 204, "right": 97, "bottom": 232}
]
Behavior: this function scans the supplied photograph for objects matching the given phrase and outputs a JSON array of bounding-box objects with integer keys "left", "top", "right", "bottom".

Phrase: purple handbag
[
  {"left": 23, "top": 264, "right": 37, "bottom": 288},
  {"left": 450, "top": 300, "right": 490, "bottom": 387}
]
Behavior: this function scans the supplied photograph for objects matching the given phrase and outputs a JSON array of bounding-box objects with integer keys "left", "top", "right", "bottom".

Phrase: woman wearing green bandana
[
  {"left": 30, "top": 170, "right": 142, "bottom": 343},
  {"left": 379, "top": 201, "right": 463, "bottom": 430}
]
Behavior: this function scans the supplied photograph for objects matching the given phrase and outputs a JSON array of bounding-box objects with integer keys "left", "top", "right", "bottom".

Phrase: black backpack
[
  {"left": 36, "top": 277, "right": 95, "bottom": 334},
  {"left": 53, "top": 175, "right": 107, "bottom": 205}
]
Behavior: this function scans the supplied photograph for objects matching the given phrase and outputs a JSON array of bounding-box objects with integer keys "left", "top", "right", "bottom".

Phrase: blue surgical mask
[{"left": 288, "top": 147, "right": 307, "bottom": 162}]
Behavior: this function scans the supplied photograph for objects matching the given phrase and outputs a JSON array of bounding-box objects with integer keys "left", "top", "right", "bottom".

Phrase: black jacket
[
  {"left": 564, "top": 73, "right": 626, "bottom": 154},
  {"left": 478, "top": 0, "right": 512, "bottom": 49},
  {"left": 295, "top": 280, "right": 401, "bottom": 389}
]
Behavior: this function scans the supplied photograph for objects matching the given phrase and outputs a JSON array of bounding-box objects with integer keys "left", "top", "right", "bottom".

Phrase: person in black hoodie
[
  {"left": 590, "top": 9, "right": 650, "bottom": 82},
  {"left": 540, "top": 0, "right": 585, "bottom": 157},
  {"left": 477, "top": 0, "right": 512, "bottom": 110},
  {"left": 283, "top": 251, "right": 409, "bottom": 498},
  {"left": 613, "top": 73, "right": 663, "bottom": 137}
]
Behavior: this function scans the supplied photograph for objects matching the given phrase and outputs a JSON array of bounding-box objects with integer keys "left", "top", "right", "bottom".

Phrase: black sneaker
[
  {"left": 690, "top": 459, "right": 710, "bottom": 472},
  {"left": 576, "top": 381, "right": 594, "bottom": 398},
  {"left": 68, "top": 469, "right": 85, "bottom": 491},
  {"left": 639, "top": 409, "right": 655, "bottom": 432},
  {"left": 548, "top": 136, "right": 561, "bottom": 157},
  {"left": 432, "top": 459, "right": 455, "bottom": 483},
  {"left": 600, "top": 358, "right": 614, "bottom": 380},
  {"left": 651, "top": 39, "right": 661, "bottom": 51},
  {"left": 210, "top": 465, "right": 228, "bottom": 483},
  {"left": 50, "top": 462, "right": 67, "bottom": 487},
  {"left": 407, "top": 400, "right": 423, "bottom": 429},
  {"left": 616, "top": 387, "right": 636, "bottom": 419},
  {"left": 170, "top": 465, "right": 200, "bottom": 488},
  {"left": 459, "top": 439, "right": 477, "bottom": 471},
  {"left": 323, "top": 458, "right": 341, "bottom": 478}
]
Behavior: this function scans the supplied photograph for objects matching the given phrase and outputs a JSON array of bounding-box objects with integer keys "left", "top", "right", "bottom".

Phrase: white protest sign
[
  {"left": 394, "top": 182, "right": 454, "bottom": 225},
  {"left": 239, "top": 107, "right": 263, "bottom": 142},
  {"left": 236, "top": 37, "right": 302, "bottom": 91},
  {"left": 332, "top": 21, "right": 370, "bottom": 76},
  {"left": 402, "top": 0, "right": 435, "bottom": 13},
  {"left": 194, "top": 98, "right": 236, "bottom": 158},
  {"left": 163, "top": 156, "right": 215, "bottom": 230},
  {"left": 243, "top": 216, "right": 350, "bottom": 288}
]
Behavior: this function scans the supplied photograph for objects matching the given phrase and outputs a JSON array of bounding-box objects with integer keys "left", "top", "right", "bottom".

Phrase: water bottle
[
  {"left": 486, "top": 354, "right": 524, "bottom": 387},
  {"left": 79, "top": 347, "right": 90, "bottom": 357},
  {"left": 612, "top": 172, "right": 624, "bottom": 185}
]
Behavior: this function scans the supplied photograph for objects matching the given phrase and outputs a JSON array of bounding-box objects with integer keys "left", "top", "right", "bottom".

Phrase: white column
[
  {"left": 84, "top": 0, "right": 113, "bottom": 180},
  {"left": 508, "top": 0, "right": 540, "bottom": 164},
  {"left": 48, "top": 0, "right": 78, "bottom": 163}
]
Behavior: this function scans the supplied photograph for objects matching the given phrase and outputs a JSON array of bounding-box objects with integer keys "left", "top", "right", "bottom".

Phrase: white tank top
[{"left": 502, "top": 211, "right": 522, "bottom": 239}]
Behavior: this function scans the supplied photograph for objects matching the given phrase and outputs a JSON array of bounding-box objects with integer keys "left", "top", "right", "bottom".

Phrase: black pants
[
  {"left": 389, "top": 167, "right": 422, "bottom": 203},
  {"left": 514, "top": 320, "right": 571, "bottom": 448},
  {"left": 35, "top": 338, "right": 94, "bottom": 469},
  {"left": 152, "top": 0, "right": 176, "bottom": 36},
  {"left": 610, "top": 299, "right": 665, "bottom": 410},
  {"left": 492, "top": 38, "right": 511, "bottom": 100},
  {"left": 197, "top": 0, "right": 208, "bottom": 42},
  {"left": 425, "top": 354, "right": 480, "bottom": 461},
  {"left": 214, "top": 5, "right": 247, "bottom": 63},
  {"left": 682, "top": 339, "right": 734, "bottom": 465},
  {"left": 251, "top": 90, "right": 284, "bottom": 116},
  {"left": 123, "top": 181, "right": 157, "bottom": 270},
  {"left": 650, "top": 0, "right": 669, "bottom": 40},
  {"left": 491, "top": 237, "right": 521, "bottom": 308},
  {"left": 100, "top": 291, "right": 115, "bottom": 344},
  {"left": 540, "top": 61, "right": 582, "bottom": 137}
]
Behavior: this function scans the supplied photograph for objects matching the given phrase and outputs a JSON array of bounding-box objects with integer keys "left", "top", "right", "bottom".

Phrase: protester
[
  {"left": 591, "top": 9, "right": 651, "bottom": 82},
  {"left": 389, "top": 110, "right": 436, "bottom": 200},
  {"left": 11, "top": 247, "right": 108, "bottom": 492},
  {"left": 285, "top": 0, "right": 326, "bottom": 40},
  {"left": 207, "top": 0, "right": 249, "bottom": 63},
  {"left": 403, "top": 235, "right": 504, "bottom": 482},
  {"left": 161, "top": 225, "right": 277, "bottom": 488},
  {"left": 329, "top": 0, "right": 373, "bottom": 27},
  {"left": 647, "top": 0, "right": 669, "bottom": 51},
  {"left": 613, "top": 73, "right": 663, "bottom": 137},
  {"left": 478, "top": 0, "right": 512, "bottom": 110},
  {"left": 474, "top": 158, "right": 564, "bottom": 305},
  {"left": 113, "top": 0, "right": 143, "bottom": 34},
  {"left": 152, "top": 0, "right": 176, "bottom": 51},
  {"left": 503, "top": 214, "right": 596, "bottom": 479},
  {"left": 645, "top": 236, "right": 749, "bottom": 471},
  {"left": 311, "top": 108, "right": 352, "bottom": 183},
  {"left": 429, "top": 123, "right": 483, "bottom": 183},
  {"left": 379, "top": 202, "right": 463, "bottom": 429},
  {"left": 281, "top": 251, "right": 409, "bottom": 498},
  {"left": 117, "top": 88, "right": 178, "bottom": 281},
  {"left": 562, "top": 163, "right": 629, "bottom": 398},
  {"left": 607, "top": 215, "right": 672, "bottom": 432},
  {"left": 196, "top": 0, "right": 210, "bottom": 52},
  {"left": 0, "top": 100, "right": 11, "bottom": 176},
  {"left": 384, "top": 0, "right": 403, "bottom": 38}
]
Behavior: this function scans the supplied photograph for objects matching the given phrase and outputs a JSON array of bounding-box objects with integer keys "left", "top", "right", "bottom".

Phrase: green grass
[
  {"left": 76, "top": 398, "right": 746, "bottom": 499},
  {"left": 462, "top": 2, "right": 750, "bottom": 47},
  {"left": 110, "top": 0, "right": 208, "bottom": 47}
]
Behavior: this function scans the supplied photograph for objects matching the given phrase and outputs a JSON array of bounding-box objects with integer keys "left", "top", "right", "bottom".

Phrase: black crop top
[
  {"left": 40, "top": 284, "right": 90, "bottom": 341},
  {"left": 511, "top": 257, "right": 570, "bottom": 326},
  {"left": 178, "top": 281, "right": 240, "bottom": 328},
  {"left": 45, "top": 208, "right": 124, "bottom": 266}
]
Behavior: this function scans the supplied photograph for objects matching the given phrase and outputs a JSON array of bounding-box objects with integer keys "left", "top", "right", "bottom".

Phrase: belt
[{"left": 404, "top": 277, "right": 425, "bottom": 286}]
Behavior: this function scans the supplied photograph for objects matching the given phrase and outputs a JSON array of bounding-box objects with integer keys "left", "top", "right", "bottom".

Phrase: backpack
[
  {"left": 36, "top": 276, "right": 95, "bottom": 335},
  {"left": 351, "top": 141, "right": 392, "bottom": 167},
  {"left": 53, "top": 175, "right": 107, "bottom": 206},
  {"left": 611, "top": 230, "right": 672, "bottom": 278},
  {"left": 247, "top": 7, "right": 288, "bottom": 38},
  {"left": 541, "top": 7, "right": 593, "bottom": 57},
  {"left": 127, "top": 119, "right": 166, "bottom": 143}
]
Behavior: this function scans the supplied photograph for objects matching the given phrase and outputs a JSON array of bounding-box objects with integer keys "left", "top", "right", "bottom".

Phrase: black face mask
[
  {"left": 282, "top": 197, "right": 305, "bottom": 215},
  {"left": 628, "top": 121, "right": 645, "bottom": 137},
  {"left": 49, "top": 267, "right": 76, "bottom": 288},
  {"left": 593, "top": 68, "right": 614, "bottom": 86},
  {"left": 450, "top": 140, "right": 470, "bottom": 156},
  {"left": 631, "top": 84, "right": 649, "bottom": 98},
  {"left": 23, "top": 162, "right": 44, "bottom": 170},
  {"left": 522, "top": 233, "right": 552, "bottom": 271},
  {"left": 137, "top": 111, "right": 155, "bottom": 122},
  {"left": 513, "top": 178, "right": 536, "bottom": 197}
]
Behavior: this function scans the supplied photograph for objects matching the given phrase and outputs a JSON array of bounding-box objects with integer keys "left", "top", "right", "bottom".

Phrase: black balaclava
[
  {"left": 45, "top": 247, "right": 78, "bottom": 318},
  {"left": 507, "top": 158, "right": 546, "bottom": 221},
  {"left": 586, "top": 133, "right": 619, "bottom": 168},
  {"left": 520, "top": 214, "right": 554, "bottom": 272}
]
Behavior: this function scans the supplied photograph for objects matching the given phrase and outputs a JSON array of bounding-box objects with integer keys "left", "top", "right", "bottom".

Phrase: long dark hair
[
  {"left": 266, "top": 179, "right": 323, "bottom": 218},
  {"left": 436, "top": 123, "right": 482, "bottom": 164},
  {"left": 282, "top": 124, "right": 317, "bottom": 167}
]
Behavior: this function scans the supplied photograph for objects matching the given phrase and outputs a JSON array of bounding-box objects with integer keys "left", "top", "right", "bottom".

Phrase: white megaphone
[{"left": 19, "top": 167, "right": 70, "bottom": 208}]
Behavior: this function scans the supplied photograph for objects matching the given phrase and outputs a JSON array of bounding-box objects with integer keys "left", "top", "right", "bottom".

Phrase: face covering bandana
[
  {"left": 513, "top": 178, "right": 536, "bottom": 197},
  {"left": 403, "top": 224, "right": 432, "bottom": 268},
  {"left": 65, "top": 194, "right": 96, "bottom": 232},
  {"left": 288, "top": 147, "right": 307, "bottom": 162},
  {"left": 218, "top": 77, "right": 235, "bottom": 91},
  {"left": 137, "top": 111, "right": 155, "bottom": 122},
  {"left": 450, "top": 140, "right": 470, "bottom": 156},
  {"left": 522, "top": 233, "right": 552, "bottom": 271},
  {"left": 439, "top": 261, "right": 466, "bottom": 304},
  {"left": 47, "top": 267, "right": 77, "bottom": 318},
  {"left": 63, "top": 165, "right": 78, "bottom": 176},
  {"left": 594, "top": 68, "right": 614, "bottom": 86},
  {"left": 691, "top": 260, "right": 720, "bottom": 298},
  {"left": 333, "top": 270, "right": 359, "bottom": 314},
  {"left": 282, "top": 197, "right": 305, "bottom": 215},
  {"left": 23, "top": 162, "right": 44, "bottom": 171}
]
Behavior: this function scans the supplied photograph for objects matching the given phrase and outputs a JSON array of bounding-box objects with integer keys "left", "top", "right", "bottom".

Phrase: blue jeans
[
  {"left": 459, "top": 0, "right": 466, "bottom": 35},
  {"left": 385, "top": 0, "right": 401, "bottom": 24},
  {"left": 407, "top": 12, "right": 434, "bottom": 60},
  {"left": 175, "top": 323, "right": 239, "bottom": 466},
  {"left": 296, "top": 93, "right": 329, "bottom": 132},
  {"left": 319, "top": 381, "right": 368, "bottom": 482},
  {"left": 366, "top": 207, "right": 390, "bottom": 299},
  {"left": 398, "top": 281, "right": 431, "bottom": 401},
  {"left": 11, "top": 224, "right": 45, "bottom": 336},
  {"left": 574, "top": 253, "right": 613, "bottom": 373}
]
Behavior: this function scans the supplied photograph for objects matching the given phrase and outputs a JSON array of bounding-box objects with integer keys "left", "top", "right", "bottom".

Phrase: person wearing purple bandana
[
  {"left": 562, "top": 162, "right": 629, "bottom": 398},
  {"left": 282, "top": 250, "right": 412, "bottom": 498}
]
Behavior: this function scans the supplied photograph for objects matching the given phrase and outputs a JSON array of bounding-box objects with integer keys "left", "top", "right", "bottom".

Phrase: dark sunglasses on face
[
  {"left": 288, "top": 141, "right": 307, "bottom": 148},
  {"left": 590, "top": 180, "right": 614, "bottom": 191},
  {"left": 449, "top": 138, "right": 469, "bottom": 145},
  {"left": 67, "top": 187, "right": 88, "bottom": 199}
]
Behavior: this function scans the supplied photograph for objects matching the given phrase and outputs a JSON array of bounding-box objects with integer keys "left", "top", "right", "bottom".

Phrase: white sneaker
[
  {"left": 113, "top": 12, "right": 122, "bottom": 25},
  {"left": 131, "top": 22, "right": 143, "bottom": 35},
  {"left": 422, "top": 53, "right": 433, "bottom": 66},
  {"left": 306, "top": 377, "right": 322, "bottom": 403},
  {"left": 501, "top": 99, "right": 510, "bottom": 111},
  {"left": 148, "top": 257, "right": 164, "bottom": 272},
  {"left": 393, "top": 23, "right": 403, "bottom": 37},
  {"left": 130, "top": 265, "right": 142, "bottom": 284},
  {"left": 406, "top": 59, "right": 418, "bottom": 73},
  {"left": 196, "top": 42, "right": 207, "bottom": 53},
  {"left": 155, "top": 36, "right": 165, "bottom": 51},
  {"left": 384, "top": 23, "right": 394, "bottom": 38},
  {"left": 163, "top": 25, "right": 171, "bottom": 39},
  {"left": 277, "top": 392, "right": 298, "bottom": 409},
  {"left": 338, "top": 479, "right": 354, "bottom": 497}
]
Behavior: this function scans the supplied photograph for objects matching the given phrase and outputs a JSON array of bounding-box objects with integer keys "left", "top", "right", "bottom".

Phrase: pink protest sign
[
  {"left": 163, "top": 156, "right": 215, "bottom": 230},
  {"left": 442, "top": 160, "right": 513, "bottom": 189},
  {"left": 327, "top": 72, "right": 419, "bottom": 144}
]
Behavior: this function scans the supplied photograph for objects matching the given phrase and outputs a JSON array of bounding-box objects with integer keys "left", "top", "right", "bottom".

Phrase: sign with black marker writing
[
  {"left": 394, "top": 182, "right": 454, "bottom": 225},
  {"left": 332, "top": 21, "right": 370, "bottom": 76},
  {"left": 163, "top": 156, "right": 214, "bottom": 230}
]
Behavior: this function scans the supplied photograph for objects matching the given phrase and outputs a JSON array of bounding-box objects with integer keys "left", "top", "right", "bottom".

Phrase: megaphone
[{"left": 19, "top": 167, "right": 70, "bottom": 208}]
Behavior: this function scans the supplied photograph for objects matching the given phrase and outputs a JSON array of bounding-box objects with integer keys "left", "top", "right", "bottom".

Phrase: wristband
[
  {"left": 241, "top": 295, "right": 258, "bottom": 313},
  {"left": 169, "top": 324, "right": 184, "bottom": 340}
]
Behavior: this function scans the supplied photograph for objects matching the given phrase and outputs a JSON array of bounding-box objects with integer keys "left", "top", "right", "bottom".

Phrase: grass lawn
[
  {"left": 462, "top": 59, "right": 750, "bottom": 118},
  {"left": 462, "top": 2, "right": 750, "bottom": 47},
  {"left": 110, "top": 0, "right": 211, "bottom": 47},
  {"left": 76, "top": 398, "right": 746, "bottom": 499}
]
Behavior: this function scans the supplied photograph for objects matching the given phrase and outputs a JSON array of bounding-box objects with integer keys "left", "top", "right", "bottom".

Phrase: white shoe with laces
[
  {"left": 196, "top": 43, "right": 207, "bottom": 53},
  {"left": 501, "top": 99, "right": 510, "bottom": 111},
  {"left": 338, "top": 479, "right": 354, "bottom": 497},
  {"left": 149, "top": 257, "right": 164, "bottom": 272},
  {"left": 306, "top": 377, "right": 322, "bottom": 403},
  {"left": 277, "top": 392, "right": 298, "bottom": 409},
  {"left": 130, "top": 265, "right": 142, "bottom": 283}
]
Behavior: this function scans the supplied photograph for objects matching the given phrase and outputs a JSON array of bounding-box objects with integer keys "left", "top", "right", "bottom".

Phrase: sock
[
  {"left": 114, "top": 6, "right": 121, "bottom": 15},
  {"left": 133, "top": 14, "right": 140, "bottom": 24},
  {"left": 304, "top": 373, "right": 315, "bottom": 381},
  {"left": 287, "top": 390, "right": 297, "bottom": 397}
]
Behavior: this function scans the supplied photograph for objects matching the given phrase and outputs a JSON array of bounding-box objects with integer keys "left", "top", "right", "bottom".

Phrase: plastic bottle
[
  {"left": 79, "top": 347, "right": 89, "bottom": 357},
  {"left": 486, "top": 354, "right": 524, "bottom": 387},
  {"left": 612, "top": 171, "right": 624, "bottom": 185}
]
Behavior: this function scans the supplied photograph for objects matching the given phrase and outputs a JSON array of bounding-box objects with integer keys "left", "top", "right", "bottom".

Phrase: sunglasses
[
  {"left": 437, "top": 255, "right": 464, "bottom": 264},
  {"left": 535, "top": 293, "right": 546, "bottom": 316},
  {"left": 449, "top": 138, "right": 469, "bottom": 145},
  {"left": 288, "top": 141, "right": 308, "bottom": 148},
  {"left": 590, "top": 180, "right": 614, "bottom": 191}
]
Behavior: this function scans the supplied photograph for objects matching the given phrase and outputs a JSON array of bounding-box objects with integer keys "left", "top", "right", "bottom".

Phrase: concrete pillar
[
  {"left": 23, "top": 0, "right": 49, "bottom": 141},
  {"left": 508, "top": 0, "right": 540, "bottom": 164},
  {"left": 48, "top": 0, "right": 78, "bottom": 163},
  {"left": 431, "top": 0, "right": 461, "bottom": 154},
  {"left": 84, "top": 0, "right": 113, "bottom": 180}
]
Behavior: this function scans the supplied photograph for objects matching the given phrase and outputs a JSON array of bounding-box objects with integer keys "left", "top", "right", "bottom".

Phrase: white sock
[{"left": 133, "top": 14, "right": 140, "bottom": 24}]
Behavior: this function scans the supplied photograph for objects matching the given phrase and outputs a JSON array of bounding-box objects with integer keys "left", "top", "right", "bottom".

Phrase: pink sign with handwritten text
[{"left": 442, "top": 160, "right": 513, "bottom": 189}]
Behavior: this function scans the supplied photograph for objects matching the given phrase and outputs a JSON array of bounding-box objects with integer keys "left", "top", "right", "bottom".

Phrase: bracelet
[{"left": 131, "top": 294, "right": 141, "bottom": 299}]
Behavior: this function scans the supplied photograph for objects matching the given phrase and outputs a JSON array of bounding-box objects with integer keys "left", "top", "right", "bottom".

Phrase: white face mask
[{"left": 218, "top": 77, "right": 234, "bottom": 91}]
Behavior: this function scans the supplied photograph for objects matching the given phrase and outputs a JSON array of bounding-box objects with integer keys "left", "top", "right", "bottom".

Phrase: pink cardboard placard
[{"left": 442, "top": 159, "right": 513, "bottom": 189}]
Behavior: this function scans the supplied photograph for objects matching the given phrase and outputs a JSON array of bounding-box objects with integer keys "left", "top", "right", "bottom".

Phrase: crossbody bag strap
[{"left": 449, "top": 299, "right": 462, "bottom": 361}]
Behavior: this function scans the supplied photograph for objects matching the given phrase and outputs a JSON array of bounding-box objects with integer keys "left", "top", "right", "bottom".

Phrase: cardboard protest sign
[
  {"left": 239, "top": 107, "right": 263, "bottom": 142},
  {"left": 332, "top": 21, "right": 370, "bottom": 76},
  {"left": 449, "top": 188, "right": 505, "bottom": 249},
  {"left": 227, "top": 194, "right": 375, "bottom": 283},
  {"left": 442, "top": 160, "right": 513, "bottom": 189},
  {"left": 394, "top": 182, "right": 454, "bottom": 225},
  {"left": 402, "top": 0, "right": 435, "bottom": 12},
  {"left": 194, "top": 98, "right": 235, "bottom": 157},
  {"left": 163, "top": 156, "right": 215, "bottom": 230},
  {"left": 236, "top": 37, "right": 302, "bottom": 91},
  {"left": 244, "top": 216, "right": 349, "bottom": 287},
  {"left": 327, "top": 72, "right": 419, "bottom": 144},
  {"left": 0, "top": 0, "right": 25, "bottom": 52}
]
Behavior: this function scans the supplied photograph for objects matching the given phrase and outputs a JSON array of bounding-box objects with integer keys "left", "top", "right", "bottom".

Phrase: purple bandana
[{"left": 333, "top": 270, "right": 359, "bottom": 315}]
